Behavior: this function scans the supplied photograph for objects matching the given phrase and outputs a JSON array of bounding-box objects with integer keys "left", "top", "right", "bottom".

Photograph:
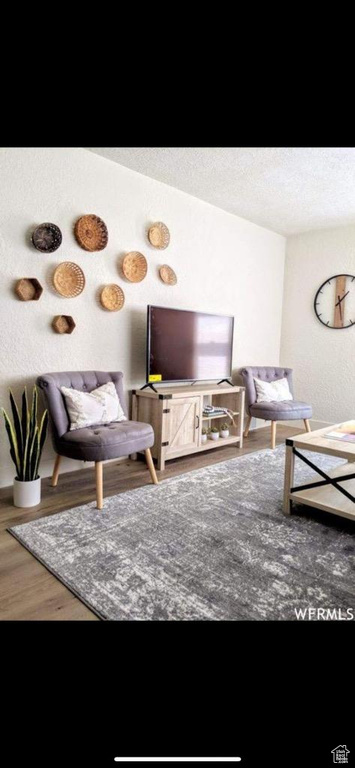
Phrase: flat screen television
[{"left": 146, "top": 305, "right": 234, "bottom": 383}]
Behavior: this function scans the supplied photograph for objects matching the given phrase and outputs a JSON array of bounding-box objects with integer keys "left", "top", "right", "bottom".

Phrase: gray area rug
[{"left": 8, "top": 446, "right": 355, "bottom": 620}]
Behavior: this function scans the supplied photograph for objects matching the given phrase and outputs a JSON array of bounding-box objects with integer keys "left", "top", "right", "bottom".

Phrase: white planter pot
[
  {"left": 13, "top": 477, "right": 41, "bottom": 508},
  {"left": 210, "top": 432, "right": 220, "bottom": 441},
  {"left": 201, "top": 434, "right": 207, "bottom": 444},
  {"left": 220, "top": 430, "right": 230, "bottom": 438}
]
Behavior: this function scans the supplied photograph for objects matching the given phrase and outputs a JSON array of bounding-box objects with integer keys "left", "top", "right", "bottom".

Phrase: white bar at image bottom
[{"left": 114, "top": 760, "right": 242, "bottom": 763}]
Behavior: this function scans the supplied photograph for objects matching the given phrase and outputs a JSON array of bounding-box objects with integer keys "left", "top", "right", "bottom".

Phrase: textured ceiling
[{"left": 87, "top": 147, "right": 355, "bottom": 236}]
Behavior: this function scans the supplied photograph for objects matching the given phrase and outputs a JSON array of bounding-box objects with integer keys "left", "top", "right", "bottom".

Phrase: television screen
[{"left": 147, "top": 305, "right": 234, "bottom": 382}]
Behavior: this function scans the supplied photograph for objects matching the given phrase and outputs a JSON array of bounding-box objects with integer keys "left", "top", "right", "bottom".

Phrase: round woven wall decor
[
  {"left": 32, "top": 223, "right": 62, "bottom": 253},
  {"left": 74, "top": 214, "right": 108, "bottom": 251},
  {"left": 53, "top": 262, "right": 85, "bottom": 297},
  {"left": 122, "top": 252, "right": 148, "bottom": 283},
  {"left": 148, "top": 222, "right": 170, "bottom": 249},
  {"left": 100, "top": 284, "right": 125, "bottom": 311},
  {"left": 159, "top": 265, "right": 177, "bottom": 285}
]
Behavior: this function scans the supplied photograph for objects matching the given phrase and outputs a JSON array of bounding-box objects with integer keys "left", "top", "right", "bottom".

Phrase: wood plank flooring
[{"left": 0, "top": 425, "right": 301, "bottom": 621}]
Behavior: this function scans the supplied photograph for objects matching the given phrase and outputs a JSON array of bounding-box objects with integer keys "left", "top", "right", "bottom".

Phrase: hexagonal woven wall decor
[
  {"left": 52, "top": 315, "right": 76, "bottom": 334},
  {"left": 15, "top": 278, "right": 43, "bottom": 301}
]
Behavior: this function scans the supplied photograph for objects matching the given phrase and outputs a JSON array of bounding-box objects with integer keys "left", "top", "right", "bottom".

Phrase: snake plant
[{"left": 1, "top": 386, "right": 48, "bottom": 481}]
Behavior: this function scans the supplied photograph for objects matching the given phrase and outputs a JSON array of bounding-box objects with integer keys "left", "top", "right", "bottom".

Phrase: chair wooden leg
[
  {"left": 271, "top": 421, "right": 277, "bottom": 449},
  {"left": 304, "top": 419, "right": 311, "bottom": 433},
  {"left": 95, "top": 461, "right": 103, "bottom": 510},
  {"left": 51, "top": 454, "right": 62, "bottom": 487},
  {"left": 145, "top": 448, "right": 159, "bottom": 485},
  {"left": 244, "top": 414, "right": 252, "bottom": 438}
]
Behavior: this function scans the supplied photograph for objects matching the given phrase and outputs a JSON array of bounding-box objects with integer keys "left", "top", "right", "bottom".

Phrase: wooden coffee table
[{"left": 283, "top": 422, "right": 355, "bottom": 520}]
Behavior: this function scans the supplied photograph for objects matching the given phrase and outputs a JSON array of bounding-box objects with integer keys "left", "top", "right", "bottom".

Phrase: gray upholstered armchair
[
  {"left": 241, "top": 366, "right": 312, "bottom": 449},
  {"left": 37, "top": 371, "right": 158, "bottom": 510}
]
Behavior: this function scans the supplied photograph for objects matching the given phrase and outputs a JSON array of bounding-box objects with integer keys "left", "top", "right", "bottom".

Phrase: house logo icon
[{"left": 331, "top": 746, "right": 350, "bottom": 764}]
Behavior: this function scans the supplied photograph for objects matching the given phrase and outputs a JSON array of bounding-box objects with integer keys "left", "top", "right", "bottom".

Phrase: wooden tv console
[{"left": 131, "top": 384, "right": 245, "bottom": 471}]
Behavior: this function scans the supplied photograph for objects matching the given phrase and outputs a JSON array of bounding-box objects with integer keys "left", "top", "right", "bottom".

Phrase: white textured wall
[
  {"left": 0, "top": 148, "right": 285, "bottom": 487},
  {"left": 280, "top": 226, "right": 355, "bottom": 426}
]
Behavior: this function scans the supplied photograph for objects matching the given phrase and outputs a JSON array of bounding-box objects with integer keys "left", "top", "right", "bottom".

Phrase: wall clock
[{"left": 314, "top": 274, "right": 355, "bottom": 328}]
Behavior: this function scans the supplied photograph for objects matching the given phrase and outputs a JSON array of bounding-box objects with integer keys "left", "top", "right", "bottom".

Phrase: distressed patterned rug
[{"left": 8, "top": 446, "right": 355, "bottom": 620}]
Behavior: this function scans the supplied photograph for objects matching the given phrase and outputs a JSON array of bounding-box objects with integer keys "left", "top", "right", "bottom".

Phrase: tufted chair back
[
  {"left": 241, "top": 366, "right": 294, "bottom": 415},
  {"left": 37, "top": 371, "right": 128, "bottom": 442}
]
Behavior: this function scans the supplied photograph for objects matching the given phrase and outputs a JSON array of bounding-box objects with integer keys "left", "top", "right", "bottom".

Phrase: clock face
[{"left": 314, "top": 274, "right": 355, "bottom": 329}]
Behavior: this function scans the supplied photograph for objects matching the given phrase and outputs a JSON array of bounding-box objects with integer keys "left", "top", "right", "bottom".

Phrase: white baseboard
[
  {"left": 39, "top": 454, "right": 127, "bottom": 481},
  {"left": 247, "top": 418, "right": 332, "bottom": 432},
  {"left": 281, "top": 418, "right": 332, "bottom": 431},
  {"left": 248, "top": 418, "right": 270, "bottom": 430},
  {"left": 1, "top": 454, "right": 130, "bottom": 490}
]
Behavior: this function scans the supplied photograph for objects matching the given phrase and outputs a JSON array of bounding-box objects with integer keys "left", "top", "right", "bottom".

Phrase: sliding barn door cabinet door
[
  {"left": 131, "top": 384, "right": 245, "bottom": 471},
  {"left": 163, "top": 396, "right": 201, "bottom": 459}
]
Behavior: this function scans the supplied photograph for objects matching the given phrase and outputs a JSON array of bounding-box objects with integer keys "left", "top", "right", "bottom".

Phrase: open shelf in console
[{"left": 202, "top": 412, "right": 239, "bottom": 420}]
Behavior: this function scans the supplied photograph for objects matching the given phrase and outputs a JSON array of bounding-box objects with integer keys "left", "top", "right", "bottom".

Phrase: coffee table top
[{"left": 289, "top": 421, "right": 355, "bottom": 460}]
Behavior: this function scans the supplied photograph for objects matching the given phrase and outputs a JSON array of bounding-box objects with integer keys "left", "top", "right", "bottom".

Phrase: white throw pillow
[
  {"left": 61, "top": 382, "right": 126, "bottom": 431},
  {"left": 253, "top": 376, "right": 293, "bottom": 404}
]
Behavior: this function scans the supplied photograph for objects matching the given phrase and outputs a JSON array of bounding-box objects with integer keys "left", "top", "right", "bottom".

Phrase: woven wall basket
[
  {"left": 52, "top": 315, "right": 76, "bottom": 334},
  {"left": 148, "top": 222, "right": 170, "bottom": 249},
  {"left": 100, "top": 284, "right": 125, "bottom": 311},
  {"left": 32, "top": 223, "right": 62, "bottom": 253},
  {"left": 53, "top": 262, "right": 85, "bottom": 297},
  {"left": 15, "top": 278, "right": 43, "bottom": 301},
  {"left": 74, "top": 214, "right": 108, "bottom": 251},
  {"left": 159, "top": 265, "right": 177, "bottom": 285},
  {"left": 122, "top": 252, "right": 148, "bottom": 282}
]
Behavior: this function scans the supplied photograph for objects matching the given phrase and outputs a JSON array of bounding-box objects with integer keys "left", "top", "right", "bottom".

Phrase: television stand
[
  {"left": 217, "top": 378, "right": 234, "bottom": 387},
  {"left": 140, "top": 382, "right": 159, "bottom": 393},
  {"left": 131, "top": 383, "right": 245, "bottom": 471}
]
